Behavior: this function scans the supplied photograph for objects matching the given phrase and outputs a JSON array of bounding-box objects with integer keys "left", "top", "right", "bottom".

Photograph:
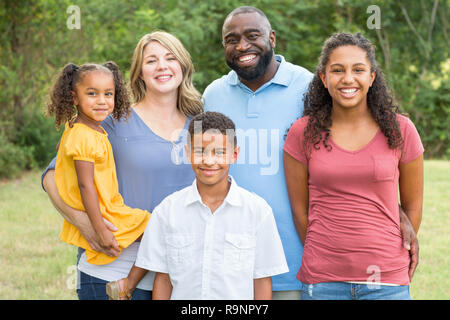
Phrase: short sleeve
[
  {"left": 398, "top": 116, "right": 424, "bottom": 164},
  {"left": 135, "top": 205, "right": 168, "bottom": 273},
  {"left": 64, "top": 127, "right": 104, "bottom": 163},
  {"left": 202, "top": 85, "right": 216, "bottom": 112},
  {"left": 283, "top": 116, "right": 309, "bottom": 165},
  {"left": 253, "top": 199, "right": 289, "bottom": 279}
]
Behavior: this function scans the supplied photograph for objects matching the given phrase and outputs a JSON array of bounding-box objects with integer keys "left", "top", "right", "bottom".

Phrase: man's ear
[{"left": 269, "top": 30, "right": 276, "bottom": 49}]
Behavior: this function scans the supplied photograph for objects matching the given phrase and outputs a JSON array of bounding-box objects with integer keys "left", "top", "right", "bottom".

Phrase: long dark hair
[
  {"left": 47, "top": 61, "right": 130, "bottom": 129},
  {"left": 303, "top": 32, "right": 403, "bottom": 155}
]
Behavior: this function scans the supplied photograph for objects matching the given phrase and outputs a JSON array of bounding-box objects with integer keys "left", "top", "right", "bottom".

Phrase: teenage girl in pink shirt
[{"left": 283, "top": 33, "right": 423, "bottom": 300}]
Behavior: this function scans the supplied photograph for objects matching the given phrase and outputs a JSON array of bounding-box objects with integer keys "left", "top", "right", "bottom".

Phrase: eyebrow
[
  {"left": 85, "top": 87, "right": 114, "bottom": 91},
  {"left": 330, "top": 63, "right": 368, "bottom": 67},
  {"left": 144, "top": 52, "right": 175, "bottom": 59},
  {"left": 224, "top": 28, "right": 262, "bottom": 38}
]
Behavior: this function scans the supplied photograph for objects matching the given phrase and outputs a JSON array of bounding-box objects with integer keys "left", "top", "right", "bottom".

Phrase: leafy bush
[
  {"left": 15, "top": 109, "right": 62, "bottom": 168},
  {"left": 411, "top": 77, "right": 450, "bottom": 158},
  {"left": 0, "top": 132, "right": 35, "bottom": 179}
]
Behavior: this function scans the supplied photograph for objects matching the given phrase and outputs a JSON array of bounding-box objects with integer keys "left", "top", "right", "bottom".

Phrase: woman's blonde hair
[{"left": 129, "top": 31, "right": 203, "bottom": 117}]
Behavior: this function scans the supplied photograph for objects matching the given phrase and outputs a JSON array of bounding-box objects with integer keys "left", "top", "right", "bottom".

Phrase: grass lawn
[{"left": 0, "top": 160, "right": 448, "bottom": 299}]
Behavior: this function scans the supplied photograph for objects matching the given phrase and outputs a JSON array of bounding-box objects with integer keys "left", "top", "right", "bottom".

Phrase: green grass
[
  {"left": 409, "top": 160, "right": 450, "bottom": 299},
  {"left": 0, "top": 161, "right": 449, "bottom": 299},
  {"left": 0, "top": 170, "right": 77, "bottom": 299}
]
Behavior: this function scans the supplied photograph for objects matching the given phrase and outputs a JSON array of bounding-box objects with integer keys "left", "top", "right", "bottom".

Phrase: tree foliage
[{"left": 0, "top": 0, "right": 448, "bottom": 178}]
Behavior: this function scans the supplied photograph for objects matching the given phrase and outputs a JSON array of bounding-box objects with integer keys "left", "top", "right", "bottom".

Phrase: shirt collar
[
  {"left": 226, "top": 55, "right": 292, "bottom": 88},
  {"left": 184, "top": 176, "right": 242, "bottom": 207}
]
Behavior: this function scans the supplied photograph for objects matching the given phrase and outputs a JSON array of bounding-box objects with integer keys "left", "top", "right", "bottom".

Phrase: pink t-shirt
[{"left": 283, "top": 114, "right": 424, "bottom": 285}]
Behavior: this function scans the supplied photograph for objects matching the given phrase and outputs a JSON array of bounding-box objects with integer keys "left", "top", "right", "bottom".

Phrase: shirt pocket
[
  {"left": 166, "top": 233, "right": 195, "bottom": 266},
  {"left": 224, "top": 233, "right": 256, "bottom": 272},
  {"left": 372, "top": 155, "right": 397, "bottom": 182}
]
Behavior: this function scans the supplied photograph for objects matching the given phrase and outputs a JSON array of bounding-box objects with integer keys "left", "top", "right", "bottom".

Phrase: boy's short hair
[{"left": 188, "top": 111, "right": 237, "bottom": 146}]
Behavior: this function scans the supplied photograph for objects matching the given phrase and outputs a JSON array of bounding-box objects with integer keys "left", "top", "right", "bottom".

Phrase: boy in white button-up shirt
[{"left": 134, "top": 111, "right": 288, "bottom": 300}]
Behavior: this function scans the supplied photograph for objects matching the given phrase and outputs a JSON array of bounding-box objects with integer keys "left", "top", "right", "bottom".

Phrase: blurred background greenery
[
  {"left": 0, "top": 0, "right": 449, "bottom": 300},
  {"left": 0, "top": 0, "right": 448, "bottom": 178}
]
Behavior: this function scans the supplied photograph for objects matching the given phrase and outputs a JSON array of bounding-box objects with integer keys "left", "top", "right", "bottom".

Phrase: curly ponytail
[
  {"left": 47, "top": 63, "right": 79, "bottom": 129},
  {"left": 103, "top": 61, "right": 130, "bottom": 121}
]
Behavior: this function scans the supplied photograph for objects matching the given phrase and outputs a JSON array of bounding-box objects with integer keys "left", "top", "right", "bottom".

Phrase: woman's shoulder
[
  {"left": 289, "top": 115, "right": 309, "bottom": 133},
  {"left": 102, "top": 110, "right": 137, "bottom": 136},
  {"left": 395, "top": 113, "right": 418, "bottom": 133}
]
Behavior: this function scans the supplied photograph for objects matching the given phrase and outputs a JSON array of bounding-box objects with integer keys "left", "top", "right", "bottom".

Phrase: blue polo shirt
[{"left": 203, "top": 55, "right": 313, "bottom": 291}]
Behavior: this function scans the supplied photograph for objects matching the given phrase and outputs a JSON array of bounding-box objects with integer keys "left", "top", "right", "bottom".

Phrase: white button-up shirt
[{"left": 135, "top": 177, "right": 289, "bottom": 300}]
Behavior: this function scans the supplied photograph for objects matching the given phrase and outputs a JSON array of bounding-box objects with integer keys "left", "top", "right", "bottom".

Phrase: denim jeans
[
  {"left": 301, "top": 282, "right": 411, "bottom": 300},
  {"left": 76, "top": 271, "right": 152, "bottom": 300}
]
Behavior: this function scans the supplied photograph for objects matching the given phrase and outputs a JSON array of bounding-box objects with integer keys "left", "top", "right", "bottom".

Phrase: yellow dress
[{"left": 55, "top": 123, "right": 150, "bottom": 265}]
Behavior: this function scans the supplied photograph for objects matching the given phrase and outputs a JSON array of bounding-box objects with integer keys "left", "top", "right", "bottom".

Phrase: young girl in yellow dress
[{"left": 48, "top": 61, "right": 150, "bottom": 265}]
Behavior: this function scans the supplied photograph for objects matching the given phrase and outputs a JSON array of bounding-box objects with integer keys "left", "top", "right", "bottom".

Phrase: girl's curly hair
[
  {"left": 47, "top": 61, "right": 130, "bottom": 129},
  {"left": 302, "top": 32, "right": 404, "bottom": 155}
]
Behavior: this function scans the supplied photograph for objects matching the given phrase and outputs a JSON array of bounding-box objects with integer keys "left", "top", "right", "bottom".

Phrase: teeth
[
  {"left": 341, "top": 88, "right": 357, "bottom": 93},
  {"left": 156, "top": 75, "right": 171, "bottom": 80},
  {"left": 239, "top": 55, "right": 256, "bottom": 62}
]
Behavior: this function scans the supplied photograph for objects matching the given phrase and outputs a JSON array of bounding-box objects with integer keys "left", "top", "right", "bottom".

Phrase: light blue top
[
  {"left": 101, "top": 109, "right": 195, "bottom": 212},
  {"left": 203, "top": 55, "right": 313, "bottom": 291}
]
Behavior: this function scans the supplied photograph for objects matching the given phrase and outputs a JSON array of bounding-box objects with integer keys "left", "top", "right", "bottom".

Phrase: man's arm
[
  {"left": 152, "top": 272, "right": 172, "bottom": 300},
  {"left": 254, "top": 277, "right": 272, "bottom": 300},
  {"left": 42, "top": 169, "right": 119, "bottom": 256}
]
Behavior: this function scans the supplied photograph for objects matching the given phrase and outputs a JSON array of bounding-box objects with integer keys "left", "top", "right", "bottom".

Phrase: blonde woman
[{"left": 42, "top": 31, "right": 203, "bottom": 300}]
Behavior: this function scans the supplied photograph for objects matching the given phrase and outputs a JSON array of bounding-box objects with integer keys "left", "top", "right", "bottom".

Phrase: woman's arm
[
  {"left": 283, "top": 151, "right": 309, "bottom": 245},
  {"left": 74, "top": 160, "right": 120, "bottom": 254},
  {"left": 253, "top": 277, "right": 272, "bottom": 300},
  {"left": 399, "top": 154, "right": 424, "bottom": 281},
  {"left": 152, "top": 272, "right": 173, "bottom": 300},
  {"left": 399, "top": 155, "right": 423, "bottom": 234},
  {"left": 42, "top": 169, "right": 119, "bottom": 257}
]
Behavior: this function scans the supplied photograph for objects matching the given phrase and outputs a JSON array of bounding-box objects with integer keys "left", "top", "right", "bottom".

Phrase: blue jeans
[
  {"left": 301, "top": 282, "right": 411, "bottom": 300},
  {"left": 77, "top": 271, "right": 152, "bottom": 300}
]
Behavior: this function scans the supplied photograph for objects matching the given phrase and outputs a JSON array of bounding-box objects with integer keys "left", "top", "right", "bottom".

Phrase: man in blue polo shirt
[{"left": 203, "top": 6, "right": 313, "bottom": 299}]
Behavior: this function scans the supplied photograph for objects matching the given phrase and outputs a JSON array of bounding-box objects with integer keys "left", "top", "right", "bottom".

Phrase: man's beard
[{"left": 226, "top": 48, "right": 274, "bottom": 81}]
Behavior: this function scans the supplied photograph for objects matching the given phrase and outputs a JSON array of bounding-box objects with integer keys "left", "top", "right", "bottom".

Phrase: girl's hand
[
  {"left": 79, "top": 216, "right": 120, "bottom": 257},
  {"left": 98, "top": 228, "right": 121, "bottom": 256}
]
